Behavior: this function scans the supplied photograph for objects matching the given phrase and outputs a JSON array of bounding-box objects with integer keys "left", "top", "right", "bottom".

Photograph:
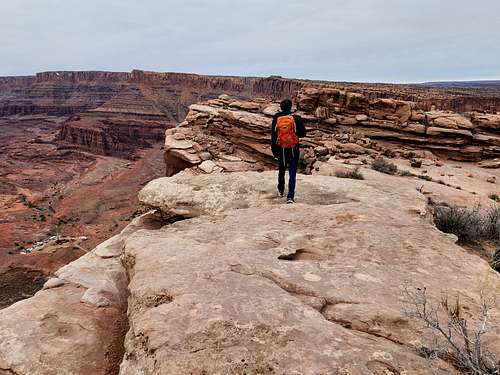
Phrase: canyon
[
  {"left": 0, "top": 70, "right": 258, "bottom": 308},
  {"left": 0, "top": 70, "right": 500, "bottom": 374}
]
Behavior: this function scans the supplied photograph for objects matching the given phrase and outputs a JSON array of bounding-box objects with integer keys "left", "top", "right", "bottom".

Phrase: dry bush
[
  {"left": 372, "top": 158, "right": 398, "bottom": 175},
  {"left": 335, "top": 167, "right": 364, "bottom": 180},
  {"left": 400, "top": 170, "right": 415, "bottom": 177},
  {"left": 403, "top": 285, "right": 500, "bottom": 374},
  {"left": 488, "top": 194, "right": 500, "bottom": 203},
  {"left": 433, "top": 205, "right": 500, "bottom": 244},
  {"left": 491, "top": 249, "right": 500, "bottom": 272}
]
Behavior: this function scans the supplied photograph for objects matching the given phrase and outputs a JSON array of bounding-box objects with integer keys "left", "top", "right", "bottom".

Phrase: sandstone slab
[{"left": 122, "top": 171, "right": 500, "bottom": 374}]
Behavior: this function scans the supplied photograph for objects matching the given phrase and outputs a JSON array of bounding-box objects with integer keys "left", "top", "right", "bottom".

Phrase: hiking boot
[{"left": 286, "top": 198, "right": 295, "bottom": 204}]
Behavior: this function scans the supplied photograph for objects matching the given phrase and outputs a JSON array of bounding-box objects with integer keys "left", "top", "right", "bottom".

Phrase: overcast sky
[{"left": 1, "top": 0, "right": 499, "bottom": 82}]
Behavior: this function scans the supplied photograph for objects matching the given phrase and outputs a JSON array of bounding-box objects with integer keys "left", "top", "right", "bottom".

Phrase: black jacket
[{"left": 271, "top": 111, "right": 306, "bottom": 158}]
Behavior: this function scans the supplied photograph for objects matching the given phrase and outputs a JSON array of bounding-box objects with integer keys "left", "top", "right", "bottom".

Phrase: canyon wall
[
  {"left": 130, "top": 69, "right": 258, "bottom": 92},
  {"left": 252, "top": 75, "right": 305, "bottom": 100},
  {"left": 0, "top": 70, "right": 262, "bottom": 157},
  {"left": 2, "top": 72, "right": 499, "bottom": 121},
  {"left": 251, "top": 76, "right": 500, "bottom": 113},
  {"left": 1, "top": 71, "right": 499, "bottom": 157}
]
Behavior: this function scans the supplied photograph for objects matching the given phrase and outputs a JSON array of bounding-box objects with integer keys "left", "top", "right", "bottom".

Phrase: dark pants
[{"left": 277, "top": 148, "right": 300, "bottom": 200}]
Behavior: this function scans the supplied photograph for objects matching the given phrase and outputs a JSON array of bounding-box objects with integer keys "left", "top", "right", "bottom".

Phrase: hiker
[{"left": 271, "top": 99, "right": 306, "bottom": 204}]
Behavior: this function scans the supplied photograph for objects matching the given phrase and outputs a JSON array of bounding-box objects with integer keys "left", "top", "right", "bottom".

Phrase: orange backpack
[{"left": 276, "top": 115, "right": 299, "bottom": 149}]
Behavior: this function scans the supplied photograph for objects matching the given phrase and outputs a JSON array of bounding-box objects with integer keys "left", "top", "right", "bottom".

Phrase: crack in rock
[{"left": 229, "top": 264, "right": 404, "bottom": 349}]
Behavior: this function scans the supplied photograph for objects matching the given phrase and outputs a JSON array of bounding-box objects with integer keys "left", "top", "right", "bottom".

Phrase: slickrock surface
[
  {"left": 129, "top": 172, "right": 500, "bottom": 374},
  {"left": 2, "top": 170, "right": 499, "bottom": 374}
]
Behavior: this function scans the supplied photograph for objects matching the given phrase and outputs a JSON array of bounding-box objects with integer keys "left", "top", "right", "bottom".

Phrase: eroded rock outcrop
[
  {"left": 162, "top": 88, "right": 500, "bottom": 177},
  {"left": 251, "top": 76, "right": 500, "bottom": 113}
]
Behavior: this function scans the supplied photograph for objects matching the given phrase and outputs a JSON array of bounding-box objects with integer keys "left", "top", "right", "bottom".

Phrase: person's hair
[{"left": 280, "top": 99, "right": 292, "bottom": 112}]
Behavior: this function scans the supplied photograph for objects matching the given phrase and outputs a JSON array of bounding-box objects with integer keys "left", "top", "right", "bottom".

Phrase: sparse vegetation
[
  {"left": 400, "top": 170, "right": 415, "bottom": 177},
  {"left": 372, "top": 158, "right": 398, "bottom": 175},
  {"left": 491, "top": 249, "right": 500, "bottom": 272},
  {"left": 335, "top": 167, "right": 364, "bottom": 180},
  {"left": 403, "top": 285, "right": 500, "bottom": 375},
  {"left": 488, "top": 193, "right": 500, "bottom": 203},
  {"left": 433, "top": 204, "right": 500, "bottom": 244}
]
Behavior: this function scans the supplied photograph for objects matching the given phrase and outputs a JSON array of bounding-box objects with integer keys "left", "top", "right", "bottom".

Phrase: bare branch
[{"left": 402, "top": 284, "right": 500, "bottom": 374}]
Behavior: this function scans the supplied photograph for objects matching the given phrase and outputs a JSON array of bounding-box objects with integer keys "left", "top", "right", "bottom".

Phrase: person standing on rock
[{"left": 271, "top": 99, "right": 306, "bottom": 204}]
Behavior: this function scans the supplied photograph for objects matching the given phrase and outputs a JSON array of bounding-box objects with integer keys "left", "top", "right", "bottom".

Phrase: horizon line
[{"left": 1, "top": 68, "right": 499, "bottom": 86}]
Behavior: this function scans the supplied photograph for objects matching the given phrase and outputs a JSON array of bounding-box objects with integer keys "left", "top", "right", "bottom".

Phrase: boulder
[
  {"left": 297, "top": 87, "right": 320, "bottom": 111},
  {"left": 168, "top": 149, "right": 202, "bottom": 165},
  {"left": 369, "top": 99, "right": 412, "bottom": 123},
  {"left": 262, "top": 103, "right": 280, "bottom": 117},
  {"left": 345, "top": 92, "right": 369, "bottom": 110},
  {"left": 198, "top": 160, "right": 217, "bottom": 174},
  {"left": 339, "top": 143, "right": 367, "bottom": 154},
  {"left": 164, "top": 136, "right": 195, "bottom": 151},
  {"left": 428, "top": 112, "right": 474, "bottom": 129}
]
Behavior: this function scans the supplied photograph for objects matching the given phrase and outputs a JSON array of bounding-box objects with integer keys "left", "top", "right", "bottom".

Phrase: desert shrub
[
  {"left": 372, "top": 158, "right": 398, "bottom": 175},
  {"left": 433, "top": 205, "right": 500, "bottom": 243},
  {"left": 484, "top": 206, "right": 500, "bottom": 240},
  {"left": 335, "top": 168, "right": 364, "bottom": 180},
  {"left": 403, "top": 285, "right": 499, "bottom": 375},
  {"left": 491, "top": 249, "right": 500, "bottom": 272},
  {"left": 400, "top": 170, "right": 414, "bottom": 177},
  {"left": 488, "top": 193, "right": 500, "bottom": 203}
]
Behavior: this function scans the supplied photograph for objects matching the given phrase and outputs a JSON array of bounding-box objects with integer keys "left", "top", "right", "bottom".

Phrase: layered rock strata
[
  {"left": 252, "top": 76, "right": 500, "bottom": 113},
  {"left": 162, "top": 89, "right": 500, "bottom": 177},
  {"left": 0, "top": 70, "right": 260, "bottom": 156}
]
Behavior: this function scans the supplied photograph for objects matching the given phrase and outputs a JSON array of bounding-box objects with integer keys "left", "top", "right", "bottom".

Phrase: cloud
[{"left": 1, "top": 0, "right": 499, "bottom": 82}]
